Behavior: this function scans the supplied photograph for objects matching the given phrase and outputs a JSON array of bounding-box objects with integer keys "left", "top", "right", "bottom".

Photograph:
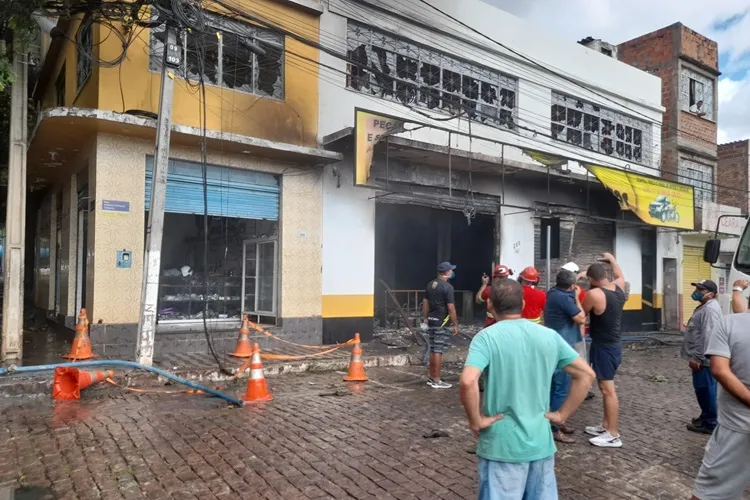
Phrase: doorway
[
  {"left": 663, "top": 258, "right": 679, "bottom": 332},
  {"left": 242, "top": 238, "right": 278, "bottom": 322},
  {"left": 75, "top": 181, "right": 88, "bottom": 315}
]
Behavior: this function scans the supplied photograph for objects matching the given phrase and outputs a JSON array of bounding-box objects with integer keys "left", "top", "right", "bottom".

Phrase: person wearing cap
[
  {"left": 682, "top": 279, "right": 722, "bottom": 434},
  {"left": 422, "top": 262, "right": 459, "bottom": 389},
  {"left": 519, "top": 266, "right": 546, "bottom": 324},
  {"left": 476, "top": 265, "right": 512, "bottom": 327}
]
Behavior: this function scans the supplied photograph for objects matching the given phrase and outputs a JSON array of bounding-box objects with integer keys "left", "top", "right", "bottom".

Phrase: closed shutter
[
  {"left": 145, "top": 157, "right": 280, "bottom": 220},
  {"left": 682, "top": 246, "right": 712, "bottom": 327}
]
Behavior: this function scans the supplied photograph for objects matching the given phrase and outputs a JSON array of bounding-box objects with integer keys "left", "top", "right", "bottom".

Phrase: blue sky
[{"left": 482, "top": 0, "right": 750, "bottom": 143}]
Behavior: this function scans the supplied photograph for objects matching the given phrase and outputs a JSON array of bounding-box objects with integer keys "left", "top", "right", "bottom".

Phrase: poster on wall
[
  {"left": 585, "top": 163, "right": 695, "bottom": 230},
  {"left": 354, "top": 109, "right": 406, "bottom": 187}
]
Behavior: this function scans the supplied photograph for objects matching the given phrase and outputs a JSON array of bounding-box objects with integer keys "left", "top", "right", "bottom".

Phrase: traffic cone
[
  {"left": 52, "top": 367, "right": 114, "bottom": 401},
  {"left": 344, "top": 333, "right": 368, "bottom": 382},
  {"left": 62, "top": 309, "right": 96, "bottom": 360},
  {"left": 242, "top": 344, "right": 273, "bottom": 403},
  {"left": 229, "top": 319, "right": 253, "bottom": 358}
]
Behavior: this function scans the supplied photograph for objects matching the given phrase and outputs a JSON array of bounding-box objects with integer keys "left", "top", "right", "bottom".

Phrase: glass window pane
[{"left": 257, "top": 242, "right": 275, "bottom": 312}]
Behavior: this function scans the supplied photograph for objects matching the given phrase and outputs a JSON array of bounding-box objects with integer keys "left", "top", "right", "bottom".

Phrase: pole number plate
[{"left": 166, "top": 43, "right": 182, "bottom": 68}]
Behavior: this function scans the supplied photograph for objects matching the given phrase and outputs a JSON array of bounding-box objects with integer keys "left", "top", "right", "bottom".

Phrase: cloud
[{"left": 480, "top": 0, "right": 750, "bottom": 142}]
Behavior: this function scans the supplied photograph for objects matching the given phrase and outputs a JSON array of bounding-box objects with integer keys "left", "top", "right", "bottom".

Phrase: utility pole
[
  {"left": 1, "top": 36, "right": 28, "bottom": 362},
  {"left": 136, "top": 25, "right": 180, "bottom": 366}
]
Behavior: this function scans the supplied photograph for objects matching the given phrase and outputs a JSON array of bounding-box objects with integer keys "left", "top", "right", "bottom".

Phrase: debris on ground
[{"left": 423, "top": 430, "right": 450, "bottom": 439}]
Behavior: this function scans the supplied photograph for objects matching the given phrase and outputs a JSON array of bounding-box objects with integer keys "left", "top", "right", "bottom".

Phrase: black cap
[{"left": 691, "top": 279, "right": 718, "bottom": 293}]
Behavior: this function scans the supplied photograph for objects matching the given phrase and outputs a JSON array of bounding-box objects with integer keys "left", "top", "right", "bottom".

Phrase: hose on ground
[{"left": 0, "top": 360, "right": 243, "bottom": 406}]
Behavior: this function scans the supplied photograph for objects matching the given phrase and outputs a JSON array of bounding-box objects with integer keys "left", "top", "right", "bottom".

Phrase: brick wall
[
  {"left": 680, "top": 26, "right": 719, "bottom": 69},
  {"left": 680, "top": 112, "right": 718, "bottom": 150},
  {"left": 717, "top": 140, "right": 750, "bottom": 212}
]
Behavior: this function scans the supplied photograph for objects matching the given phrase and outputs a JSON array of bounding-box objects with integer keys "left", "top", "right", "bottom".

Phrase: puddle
[{"left": 0, "top": 486, "right": 57, "bottom": 499}]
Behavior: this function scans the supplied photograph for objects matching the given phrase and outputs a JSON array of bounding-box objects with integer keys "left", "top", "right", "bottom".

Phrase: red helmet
[
  {"left": 519, "top": 266, "right": 539, "bottom": 283},
  {"left": 492, "top": 265, "right": 512, "bottom": 278}
]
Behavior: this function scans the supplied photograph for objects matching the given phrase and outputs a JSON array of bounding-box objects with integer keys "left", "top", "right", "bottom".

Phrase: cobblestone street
[{"left": 0, "top": 345, "right": 747, "bottom": 500}]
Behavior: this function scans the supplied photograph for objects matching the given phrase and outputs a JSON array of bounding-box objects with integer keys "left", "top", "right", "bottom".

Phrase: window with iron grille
[
  {"left": 76, "top": 23, "right": 92, "bottom": 90},
  {"left": 550, "top": 92, "right": 653, "bottom": 166},
  {"left": 346, "top": 22, "right": 518, "bottom": 130},
  {"left": 149, "top": 13, "right": 284, "bottom": 99},
  {"left": 678, "top": 158, "right": 713, "bottom": 208}
]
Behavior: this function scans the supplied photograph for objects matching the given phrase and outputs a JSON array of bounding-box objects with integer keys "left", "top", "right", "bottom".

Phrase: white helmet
[{"left": 561, "top": 262, "right": 579, "bottom": 273}]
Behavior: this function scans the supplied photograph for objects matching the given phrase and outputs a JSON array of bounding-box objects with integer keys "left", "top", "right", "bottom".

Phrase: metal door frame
[{"left": 241, "top": 237, "right": 279, "bottom": 317}]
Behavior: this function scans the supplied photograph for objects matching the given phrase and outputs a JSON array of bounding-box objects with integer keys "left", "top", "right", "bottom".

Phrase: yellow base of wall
[{"left": 322, "top": 294, "right": 374, "bottom": 318}]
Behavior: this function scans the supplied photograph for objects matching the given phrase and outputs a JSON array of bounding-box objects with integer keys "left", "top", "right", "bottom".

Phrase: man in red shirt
[
  {"left": 519, "top": 266, "right": 546, "bottom": 323},
  {"left": 476, "top": 265, "right": 512, "bottom": 327}
]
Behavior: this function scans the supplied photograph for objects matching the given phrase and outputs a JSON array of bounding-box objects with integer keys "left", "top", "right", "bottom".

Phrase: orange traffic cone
[
  {"left": 344, "top": 333, "right": 368, "bottom": 382},
  {"left": 242, "top": 344, "right": 273, "bottom": 403},
  {"left": 52, "top": 367, "right": 114, "bottom": 401},
  {"left": 229, "top": 319, "right": 253, "bottom": 358},
  {"left": 62, "top": 309, "right": 96, "bottom": 360}
]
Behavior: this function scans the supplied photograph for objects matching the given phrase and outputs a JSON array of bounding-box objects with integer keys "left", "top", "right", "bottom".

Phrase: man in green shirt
[{"left": 459, "top": 279, "right": 595, "bottom": 499}]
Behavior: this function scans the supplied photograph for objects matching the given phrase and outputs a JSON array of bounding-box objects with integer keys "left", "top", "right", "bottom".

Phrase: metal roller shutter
[
  {"left": 682, "top": 246, "right": 712, "bottom": 327},
  {"left": 145, "top": 157, "right": 280, "bottom": 220}
]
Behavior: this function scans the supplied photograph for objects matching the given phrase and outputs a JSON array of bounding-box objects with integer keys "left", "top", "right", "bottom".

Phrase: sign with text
[
  {"left": 702, "top": 201, "right": 745, "bottom": 236},
  {"left": 354, "top": 109, "right": 405, "bottom": 187},
  {"left": 585, "top": 164, "right": 695, "bottom": 230},
  {"left": 102, "top": 200, "right": 131, "bottom": 213}
]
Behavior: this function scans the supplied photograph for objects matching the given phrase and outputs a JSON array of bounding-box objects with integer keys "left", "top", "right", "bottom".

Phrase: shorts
[
  {"left": 478, "top": 456, "right": 557, "bottom": 500},
  {"left": 694, "top": 425, "right": 750, "bottom": 500},
  {"left": 428, "top": 327, "right": 452, "bottom": 354},
  {"left": 590, "top": 343, "right": 621, "bottom": 381}
]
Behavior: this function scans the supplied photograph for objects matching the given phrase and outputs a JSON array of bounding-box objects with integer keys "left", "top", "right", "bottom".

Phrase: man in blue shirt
[
  {"left": 544, "top": 269, "right": 587, "bottom": 444},
  {"left": 460, "top": 279, "right": 595, "bottom": 500}
]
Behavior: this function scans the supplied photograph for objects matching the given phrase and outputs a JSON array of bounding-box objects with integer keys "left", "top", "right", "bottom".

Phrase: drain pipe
[{"left": 0, "top": 361, "right": 243, "bottom": 406}]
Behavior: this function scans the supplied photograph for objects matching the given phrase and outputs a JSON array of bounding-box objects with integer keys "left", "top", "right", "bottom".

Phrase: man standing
[
  {"left": 563, "top": 261, "right": 595, "bottom": 401},
  {"left": 460, "top": 279, "right": 595, "bottom": 498},
  {"left": 476, "top": 265, "right": 512, "bottom": 327},
  {"left": 582, "top": 253, "right": 626, "bottom": 448},
  {"left": 683, "top": 279, "right": 722, "bottom": 434},
  {"left": 692, "top": 282, "right": 750, "bottom": 500},
  {"left": 544, "top": 269, "right": 587, "bottom": 444},
  {"left": 422, "top": 262, "right": 459, "bottom": 389},
  {"left": 519, "top": 266, "right": 546, "bottom": 324}
]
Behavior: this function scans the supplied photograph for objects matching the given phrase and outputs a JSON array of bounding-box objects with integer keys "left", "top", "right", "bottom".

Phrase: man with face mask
[
  {"left": 682, "top": 279, "right": 722, "bottom": 434},
  {"left": 423, "top": 262, "right": 459, "bottom": 389}
]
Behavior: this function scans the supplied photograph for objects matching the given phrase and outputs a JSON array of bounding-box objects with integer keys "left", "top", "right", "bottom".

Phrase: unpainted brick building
[{"left": 717, "top": 140, "right": 750, "bottom": 212}]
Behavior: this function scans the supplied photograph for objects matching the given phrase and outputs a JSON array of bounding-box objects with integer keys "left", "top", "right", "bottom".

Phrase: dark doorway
[{"left": 374, "top": 203, "right": 495, "bottom": 325}]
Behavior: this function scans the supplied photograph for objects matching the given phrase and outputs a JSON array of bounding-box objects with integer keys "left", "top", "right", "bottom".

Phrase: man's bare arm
[
  {"left": 582, "top": 288, "right": 600, "bottom": 314},
  {"left": 448, "top": 303, "right": 459, "bottom": 334},
  {"left": 476, "top": 284, "right": 487, "bottom": 305},
  {"left": 547, "top": 357, "right": 595, "bottom": 424},
  {"left": 711, "top": 356, "right": 750, "bottom": 409},
  {"left": 571, "top": 291, "right": 586, "bottom": 325},
  {"left": 732, "top": 280, "right": 748, "bottom": 314},
  {"left": 460, "top": 366, "right": 503, "bottom": 436},
  {"left": 603, "top": 253, "right": 625, "bottom": 289}
]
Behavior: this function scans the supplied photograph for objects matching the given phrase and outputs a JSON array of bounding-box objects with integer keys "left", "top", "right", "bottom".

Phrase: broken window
[
  {"left": 678, "top": 159, "right": 714, "bottom": 208},
  {"left": 551, "top": 92, "right": 651, "bottom": 165},
  {"left": 76, "top": 20, "right": 92, "bottom": 89},
  {"left": 346, "top": 21, "right": 518, "bottom": 130},
  {"left": 149, "top": 12, "right": 284, "bottom": 99},
  {"left": 55, "top": 66, "right": 65, "bottom": 107}
]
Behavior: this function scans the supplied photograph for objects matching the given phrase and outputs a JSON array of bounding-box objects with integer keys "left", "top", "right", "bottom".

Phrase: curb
[{"left": 0, "top": 352, "right": 462, "bottom": 398}]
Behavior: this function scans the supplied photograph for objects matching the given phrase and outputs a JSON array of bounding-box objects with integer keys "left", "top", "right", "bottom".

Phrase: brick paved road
[{"left": 0, "top": 345, "right": 748, "bottom": 499}]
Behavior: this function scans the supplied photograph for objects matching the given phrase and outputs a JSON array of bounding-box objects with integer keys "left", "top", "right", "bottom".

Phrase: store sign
[
  {"left": 702, "top": 201, "right": 745, "bottom": 236},
  {"left": 522, "top": 149, "right": 567, "bottom": 167},
  {"left": 585, "top": 164, "right": 695, "bottom": 230},
  {"left": 354, "top": 109, "right": 405, "bottom": 187}
]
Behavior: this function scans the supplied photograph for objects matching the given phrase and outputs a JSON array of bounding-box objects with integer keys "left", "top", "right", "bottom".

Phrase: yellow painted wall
[
  {"left": 41, "top": 18, "right": 99, "bottom": 109},
  {"left": 93, "top": 1, "right": 320, "bottom": 146}
]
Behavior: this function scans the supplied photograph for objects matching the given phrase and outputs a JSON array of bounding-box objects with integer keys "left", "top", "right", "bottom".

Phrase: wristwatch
[{"left": 733, "top": 287, "right": 745, "bottom": 293}]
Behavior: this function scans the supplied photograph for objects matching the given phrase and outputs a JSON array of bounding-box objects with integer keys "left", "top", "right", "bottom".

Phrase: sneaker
[
  {"left": 585, "top": 425, "right": 607, "bottom": 436},
  {"left": 589, "top": 431, "right": 622, "bottom": 448},
  {"left": 430, "top": 379, "right": 453, "bottom": 389},
  {"left": 427, "top": 378, "right": 436, "bottom": 387},
  {"left": 686, "top": 422, "right": 714, "bottom": 435}
]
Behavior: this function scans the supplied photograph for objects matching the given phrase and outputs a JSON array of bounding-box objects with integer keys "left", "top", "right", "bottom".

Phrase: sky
[{"left": 481, "top": 0, "right": 750, "bottom": 144}]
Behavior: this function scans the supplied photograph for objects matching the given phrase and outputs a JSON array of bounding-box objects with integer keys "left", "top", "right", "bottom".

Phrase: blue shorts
[
  {"left": 428, "top": 327, "right": 451, "bottom": 354},
  {"left": 478, "top": 456, "right": 557, "bottom": 500},
  {"left": 590, "top": 343, "right": 622, "bottom": 381}
]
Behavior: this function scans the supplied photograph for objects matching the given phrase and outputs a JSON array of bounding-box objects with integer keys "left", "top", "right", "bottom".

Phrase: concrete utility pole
[
  {"left": 136, "top": 26, "right": 180, "bottom": 366},
  {"left": 1, "top": 37, "right": 28, "bottom": 362}
]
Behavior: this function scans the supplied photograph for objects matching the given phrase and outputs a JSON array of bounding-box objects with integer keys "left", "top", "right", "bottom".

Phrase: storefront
[{"left": 145, "top": 157, "right": 281, "bottom": 330}]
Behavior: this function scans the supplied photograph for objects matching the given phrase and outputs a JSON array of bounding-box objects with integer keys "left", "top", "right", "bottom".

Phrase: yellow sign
[
  {"left": 354, "top": 110, "right": 405, "bottom": 186},
  {"left": 522, "top": 149, "right": 567, "bottom": 167},
  {"left": 586, "top": 164, "right": 695, "bottom": 230}
]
